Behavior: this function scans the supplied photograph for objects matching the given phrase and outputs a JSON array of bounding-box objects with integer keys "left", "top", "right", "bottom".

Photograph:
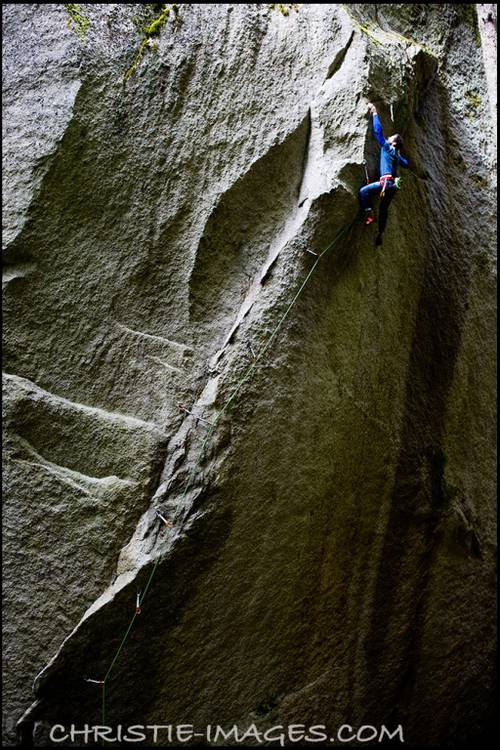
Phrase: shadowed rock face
[{"left": 2, "top": 4, "right": 496, "bottom": 747}]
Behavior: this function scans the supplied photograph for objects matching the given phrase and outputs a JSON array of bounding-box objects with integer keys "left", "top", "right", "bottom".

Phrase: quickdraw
[{"left": 155, "top": 509, "right": 173, "bottom": 530}]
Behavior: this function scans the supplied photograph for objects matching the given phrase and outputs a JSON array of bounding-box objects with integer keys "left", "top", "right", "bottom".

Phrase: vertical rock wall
[{"left": 2, "top": 4, "right": 496, "bottom": 746}]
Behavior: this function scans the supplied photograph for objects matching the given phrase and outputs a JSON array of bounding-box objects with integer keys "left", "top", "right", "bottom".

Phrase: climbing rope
[{"left": 89, "top": 212, "right": 358, "bottom": 726}]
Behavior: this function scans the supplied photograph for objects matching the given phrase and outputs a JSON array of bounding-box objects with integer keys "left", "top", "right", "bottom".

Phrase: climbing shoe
[{"left": 364, "top": 210, "right": 375, "bottom": 225}]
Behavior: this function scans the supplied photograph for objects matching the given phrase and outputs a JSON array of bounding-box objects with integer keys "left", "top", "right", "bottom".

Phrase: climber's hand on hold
[{"left": 367, "top": 103, "right": 377, "bottom": 115}]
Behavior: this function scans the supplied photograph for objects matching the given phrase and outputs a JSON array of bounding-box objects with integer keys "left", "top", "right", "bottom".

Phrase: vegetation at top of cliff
[
  {"left": 64, "top": 4, "right": 90, "bottom": 37},
  {"left": 125, "top": 3, "right": 181, "bottom": 82},
  {"left": 143, "top": 5, "right": 172, "bottom": 35},
  {"left": 269, "top": 4, "right": 300, "bottom": 17},
  {"left": 122, "top": 3, "right": 301, "bottom": 83}
]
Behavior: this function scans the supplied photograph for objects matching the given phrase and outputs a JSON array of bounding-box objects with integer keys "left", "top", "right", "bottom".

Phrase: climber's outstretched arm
[
  {"left": 398, "top": 153, "right": 409, "bottom": 168},
  {"left": 368, "top": 103, "right": 385, "bottom": 146},
  {"left": 372, "top": 113, "right": 386, "bottom": 147}
]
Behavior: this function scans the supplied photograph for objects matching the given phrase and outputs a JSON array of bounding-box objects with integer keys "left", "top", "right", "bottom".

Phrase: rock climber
[{"left": 359, "top": 102, "right": 409, "bottom": 246}]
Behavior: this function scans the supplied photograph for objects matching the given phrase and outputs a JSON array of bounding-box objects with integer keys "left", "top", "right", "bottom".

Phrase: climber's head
[{"left": 388, "top": 134, "right": 403, "bottom": 152}]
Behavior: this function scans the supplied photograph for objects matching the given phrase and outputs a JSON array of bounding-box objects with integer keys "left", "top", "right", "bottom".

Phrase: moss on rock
[{"left": 64, "top": 3, "right": 90, "bottom": 37}]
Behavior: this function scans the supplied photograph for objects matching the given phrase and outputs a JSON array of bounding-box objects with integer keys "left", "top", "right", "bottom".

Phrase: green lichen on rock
[
  {"left": 64, "top": 4, "right": 90, "bottom": 37},
  {"left": 124, "top": 38, "right": 150, "bottom": 82},
  {"left": 465, "top": 90, "right": 482, "bottom": 109},
  {"left": 465, "top": 89, "right": 482, "bottom": 119},
  {"left": 269, "top": 4, "right": 300, "bottom": 17},
  {"left": 357, "top": 21, "right": 383, "bottom": 47},
  {"left": 143, "top": 4, "right": 178, "bottom": 35},
  {"left": 124, "top": 3, "right": 180, "bottom": 82},
  {"left": 342, "top": 5, "right": 437, "bottom": 57},
  {"left": 470, "top": 172, "right": 488, "bottom": 188}
]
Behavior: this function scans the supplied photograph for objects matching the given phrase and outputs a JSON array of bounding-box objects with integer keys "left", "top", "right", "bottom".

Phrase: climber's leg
[
  {"left": 359, "top": 182, "right": 382, "bottom": 224},
  {"left": 375, "top": 188, "right": 396, "bottom": 245},
  {"left": 359, "top": 181, "right": 382, "bottom": 209}
]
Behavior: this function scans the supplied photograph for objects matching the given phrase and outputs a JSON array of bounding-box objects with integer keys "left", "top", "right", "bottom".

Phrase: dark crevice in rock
[
  {"left": 188, "top": 114, "right": 310, "bottom": 351},
  {"left": 296, "top": 109, "right": 313, "bottom": 207},
  {"left": 362, "top": 78, "right": 478, "bottom": 740},
  {"left": 324, "top": 30, "right": 355, "bottom": 81}
]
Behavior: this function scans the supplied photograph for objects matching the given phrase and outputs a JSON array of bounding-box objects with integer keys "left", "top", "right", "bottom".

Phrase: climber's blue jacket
[{"left": 373, "top": 113, "right": 409, "bottom": 176}]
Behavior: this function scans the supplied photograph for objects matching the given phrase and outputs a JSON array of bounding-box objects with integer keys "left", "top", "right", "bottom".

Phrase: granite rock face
[{"left": 2, "top": 4, "right": 496, "bottom": 746}]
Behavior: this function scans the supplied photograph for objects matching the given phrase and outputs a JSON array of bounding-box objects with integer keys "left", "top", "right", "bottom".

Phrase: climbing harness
[
  {"left": 92, "top": 212, "right": 358, "bottom": 727},
  {"left": 379, "top": 173, "right": 395, "bottom": 197},
  {"left": 380, "top": 174, "right": 403, "bottom": 197}
]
